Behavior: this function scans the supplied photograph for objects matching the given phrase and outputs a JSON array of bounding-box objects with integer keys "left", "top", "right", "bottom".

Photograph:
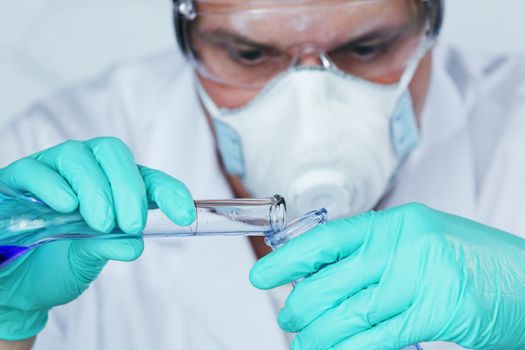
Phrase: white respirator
[{"left": 197, "top": 67, "right": 420, "bottom": 219}]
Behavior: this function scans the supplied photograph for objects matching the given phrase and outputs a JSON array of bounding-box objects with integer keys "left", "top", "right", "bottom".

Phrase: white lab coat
[{"left": 1, "top": 43, "right": 525, "bottom": 350}]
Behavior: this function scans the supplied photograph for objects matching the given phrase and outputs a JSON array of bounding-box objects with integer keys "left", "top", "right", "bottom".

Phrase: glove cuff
[{"left": 0, "top": 307, "right": 48, "bottom": 341}]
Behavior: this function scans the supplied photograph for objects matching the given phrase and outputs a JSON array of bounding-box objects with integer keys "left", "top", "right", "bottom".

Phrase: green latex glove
[
  {"left": 250, "top": 203, "right": 525, "bottom": 350},
  {"left": 0, "top": 137, "right": 196, "bottom": 341}
]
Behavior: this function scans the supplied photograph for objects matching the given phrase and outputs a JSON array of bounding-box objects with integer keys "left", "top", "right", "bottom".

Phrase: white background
[{"left": 1, "top": 0, "right": 524, "bottom": 126}]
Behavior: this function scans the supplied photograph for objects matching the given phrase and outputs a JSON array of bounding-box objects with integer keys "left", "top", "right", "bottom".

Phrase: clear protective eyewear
[{"left": 174, "top": 0, "right": 441, "bottom": 88}]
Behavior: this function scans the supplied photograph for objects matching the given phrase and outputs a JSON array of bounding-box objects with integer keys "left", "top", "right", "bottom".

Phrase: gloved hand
[
  {"left": 0, "top": 137, "right": 196, "bottom": 341},
  {"left": 250, "top": 203, "right": 525, "bottom": 350}
]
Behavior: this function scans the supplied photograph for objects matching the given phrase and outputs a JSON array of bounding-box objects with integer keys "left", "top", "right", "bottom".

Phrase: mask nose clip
[{"left": 290, "top": 44, "right": 332, "bottom": 70}]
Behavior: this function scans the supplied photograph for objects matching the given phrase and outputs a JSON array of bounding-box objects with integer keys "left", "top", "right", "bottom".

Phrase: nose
[
  {"left": 291, "top": 45, "right": 332, "bottom": 69},
  {"left": 296, "top": 54, "right": 324, "bottom": 67}
]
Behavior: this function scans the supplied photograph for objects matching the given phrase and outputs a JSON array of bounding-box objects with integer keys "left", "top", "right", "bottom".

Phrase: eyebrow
[
  {"left": 199, "top": 22, "right": 416, "bottom": 51},
  {"left": 354, "top": 26, "right": 406, "bottom": 42},
  {"left": 199, "top": 29, "right": 273, "bottom": 50}
]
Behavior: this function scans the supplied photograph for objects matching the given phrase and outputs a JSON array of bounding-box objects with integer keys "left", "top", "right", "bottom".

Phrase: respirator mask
[{"left": 175, "top": 0, "right": 439, "bottom": 218}]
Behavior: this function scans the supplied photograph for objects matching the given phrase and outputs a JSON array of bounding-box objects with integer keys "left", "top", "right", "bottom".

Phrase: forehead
[
  {"left": 194, "top": 0, "right": 420, "bottom": 48},
  {"left": 196, "top": 0, "right": 379, "bottom": 6},
  {"left": 194, "top": 0, "right": 401, "bottom": 13}
]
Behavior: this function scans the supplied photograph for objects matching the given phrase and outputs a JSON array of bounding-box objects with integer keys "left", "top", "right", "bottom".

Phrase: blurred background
[{"left": 1, "top": 0, "right": 524, "bottom": 126}]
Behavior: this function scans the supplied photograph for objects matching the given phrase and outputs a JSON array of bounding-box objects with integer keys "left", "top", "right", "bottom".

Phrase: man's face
[{"left": 191, "top": 0, "right": 433, "bottom": 119}]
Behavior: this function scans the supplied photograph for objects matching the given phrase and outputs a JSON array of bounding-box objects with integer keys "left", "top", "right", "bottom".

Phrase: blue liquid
[{"left": 0, "top": 245, "right": 29, "bottom": 268}]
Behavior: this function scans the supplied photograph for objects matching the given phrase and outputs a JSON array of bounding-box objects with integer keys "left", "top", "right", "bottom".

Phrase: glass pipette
[{"left": 0, "top": 183, "right": 327, "bottom": 267}]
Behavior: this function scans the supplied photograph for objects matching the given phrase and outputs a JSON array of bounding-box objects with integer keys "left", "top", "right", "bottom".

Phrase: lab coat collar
[{"left": 418, "top": 43, "right": 475, "bottom": 151}]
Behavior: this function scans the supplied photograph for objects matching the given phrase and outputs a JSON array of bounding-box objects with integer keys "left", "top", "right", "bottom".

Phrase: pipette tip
[{"left": 265, "top": 208, "right": 328, "bottom": 250}]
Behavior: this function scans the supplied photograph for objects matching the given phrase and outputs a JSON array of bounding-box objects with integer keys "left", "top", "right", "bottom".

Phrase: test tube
[
  {"left": 143, "top": 195, "right": 287, "bottom": 237},
  {"left": 0, "top": 193, "right": 289, "bottom": 267}
]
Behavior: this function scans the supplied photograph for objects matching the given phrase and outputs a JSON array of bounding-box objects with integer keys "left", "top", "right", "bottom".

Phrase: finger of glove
[
  {"left": 33, "top": 140, "right": 116, "bottom": 233},
  {"left": 0, "top": 157, "right": 78, "bottom": 213},
  {"left": 289, "top": 217, "right": 421, "bottom": 336},
  {"left": 86, "top": 137, "right": 147, "bottom": 234},
  {"left": 290, "top": 287, "right": 378, "bottom": 350},
  {"left": 282, "top": 205, "right": 427, "bottom": 331},
  {"left": 139, "top": 166, "right": 196, "bottom": 226},
  {"left": 278, "top": 255, "right": 382, "bottom": 332},
  {"left": 332, "top": 312, "right": 414, "bottom": 350},
  {"left": 250, "top": 212, "right": 374, "bottom": 290},
  {"left": 69, "top": 237, "right": 144, "bottom": 288}
]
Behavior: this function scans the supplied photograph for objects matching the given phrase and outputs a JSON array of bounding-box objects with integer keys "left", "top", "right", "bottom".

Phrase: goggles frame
[{"left": 173, "top": 0, "right": 444, "bottom": 87}]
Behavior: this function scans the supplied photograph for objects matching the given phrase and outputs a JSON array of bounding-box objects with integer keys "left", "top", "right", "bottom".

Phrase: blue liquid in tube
[{"left": 0, "top": 246, "right": 29, "bottom": 266}]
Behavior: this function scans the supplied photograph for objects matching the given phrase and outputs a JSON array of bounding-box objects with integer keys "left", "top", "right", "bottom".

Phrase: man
[{"left": 1, "top": 0, "right": 525, "bottom": 349}]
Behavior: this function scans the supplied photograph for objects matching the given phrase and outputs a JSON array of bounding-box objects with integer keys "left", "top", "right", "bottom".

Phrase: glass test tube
[
  {"left": 0, "top": 187, "right": 289, "bottom": 248},
  {"left": 0, "top": 191, "right": 289, "bottom": 267},
  {"left": 144, "top": 195, "right": 287, "bottom": 237}
]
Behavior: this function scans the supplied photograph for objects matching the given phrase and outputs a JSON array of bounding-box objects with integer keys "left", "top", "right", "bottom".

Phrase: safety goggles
[{"left": 174, "top": 0, "right": 442, "bottom": 88}]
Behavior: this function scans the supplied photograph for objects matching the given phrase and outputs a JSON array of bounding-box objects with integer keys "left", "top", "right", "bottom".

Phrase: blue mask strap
[{"left": 391, "top": 91, "right": 420, "bottom": 159}]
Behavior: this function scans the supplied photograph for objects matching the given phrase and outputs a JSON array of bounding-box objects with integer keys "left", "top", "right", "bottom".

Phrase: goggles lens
[{"left": 179, "top": 0, "right": 433, "bottom": 88}]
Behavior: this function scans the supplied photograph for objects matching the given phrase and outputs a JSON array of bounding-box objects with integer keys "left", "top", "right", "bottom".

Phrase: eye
[
  {"left": 237, "top": 48, "right": 266, "bottom": 62},
  {"left": 227, "top": 45, "right": 270, "bottom": 66},
  {"left": 329, "top": 35, "right": 395, "bottom": 63},
  {"left": 349, "top": 42, "right": 389, "bottom": 60}
]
